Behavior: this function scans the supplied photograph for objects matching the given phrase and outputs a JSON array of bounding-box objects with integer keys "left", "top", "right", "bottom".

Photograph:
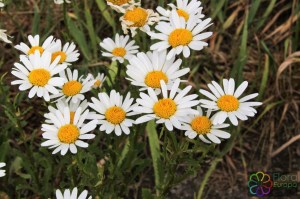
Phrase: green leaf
[
  {"left": 95, "top": 0, "right": 116, "bottom": 29},
  {"left": 258, "top": 54, "right": 269, "bottom": 100}
]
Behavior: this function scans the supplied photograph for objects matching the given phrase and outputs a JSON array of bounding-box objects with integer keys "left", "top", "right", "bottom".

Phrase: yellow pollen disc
[
  {"left": 177, "top": 9, "right": 189, "bottom": 21},
  {"left": 124, "top": 7, "right": 148, "bottom": 27},
  {"left": 112, "top": 47, "right": 127, "bottom": 57},
  {"left": 57, "top": 124, "right": 80, "bottom": 144},
  {"left": 62, "top": 81, "right": 83, "bottom": 97},
  {"left": 144, "top": 71, "right": 168, "bottom": 88},
  {"left": 28, "top": 69, "right": 51, "bottom": 87},
  {"left": 28, "top": 46, "right": 44, "bottom": 55},
  {"left": 94, "top": 80, "right": 102, "bottom": 87},
  {"left": 107, "top": 0, "right": 130, "bottom": 6},
  {"left": 70, "top": 111, "right": 75, "bottom": 124},
  {"left": 105, "top": 106, "right": 126, "bottom": 125},
  {"left": 168, "top": 28, "right": 193, "bottom": 48},
  {"left": 217, "top": 95, "right": 240, "bottom": 112},
  {"left": 51, "top": 51, "right": 67, "bottom": 63},
  {"left": 153, "top": 98, "right": 177, "bottom": 119},
  {"left": 191, "top": 116, "right": 212, "bottom": 135}
]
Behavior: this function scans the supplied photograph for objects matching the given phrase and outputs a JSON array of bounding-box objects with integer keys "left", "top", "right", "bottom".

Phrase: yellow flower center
[
  {"left": 177, "top": 9, "right": 189, "bottom": 21},
  {"left": 168, "top": 29, "right": 193, "bottom": 48},
  {"left": 105, "top": 106, "right": 126, "bottom": 125},
  {"left": 94, "top": 80, "right": 102, "bottom": 87},
  {"left": 124, "top": 7, "right": 148, "bottom": 27},
  {"left": 191, "top": 116, "right": 212, "bottom": 134},
  {"left": 62, "top": 81, "right": 83, "bottom": 97},
  {"left": 28, "top": 46, "right": 44, "bottom": 55},
  {"left": 112, "top": 47, "right": 127, "bottom": 57},
  {"left": 70, "top": 111, "right": 75, "bottom": 124},
  {"left": 144, "top": 71, "right": 168, "bottom": 88},
  {"left": 107, "top": 0, "right": 130, "bottom": 6},
  {"left": 153, "top": 98, "right": 177, "bottom": 119},
  {"left": 57, "top": 124, "right": 80, "bottom": 144},
  {"left": 51, "top": 51, "right": 67, "bottom": 63},
  {"left": 217, "top": 95, "right": 240, "bottom": 112},
  {"left": 28, "top": 69, "right": 51, "bottom": 87}
]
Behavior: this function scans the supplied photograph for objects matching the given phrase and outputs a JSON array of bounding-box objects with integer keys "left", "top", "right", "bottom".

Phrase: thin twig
[{"left": 271, "top": 134, "right": 300, "bottom": 157}]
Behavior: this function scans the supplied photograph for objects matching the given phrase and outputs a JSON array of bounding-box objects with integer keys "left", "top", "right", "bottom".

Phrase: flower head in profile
[
  {"left": 148, "top": 10, "right": 212, "bottom": 59},
  {"left": 134, "top": 79, "right": 199, "bottom": 131},
  {"left": 89, "top": 90, "right": 136, "bottom": 136},
  {"left": 0, "top": 29, "right": 12, "bottom": 43},
  {"left": 41, "top": 105, "right": 97, "bottom": 155},
  {"left": 0, "top": 162, "right": 6, "bottom": 177},
  {"left": 199, "top": 78, "right": 262, "bottom": 126},
  {"left": 182, "top": 106, "right": 230, "bottom": 144},
  {"left": 90, "top": 73, "right": 106, "bottom": 89},
  {"left": 126, "top": 50, "right": 189, "bottom": 94},
  {"left": 15, "top": 35, "right": 57, "bottom": 56},
  {"left": 55, "top": 187, "right": 91, "bottom": 199},
  {"left": 120, "top": 6, "right": 159, "bottom": 36},
  {"left": 100, "top": 34, "right": 139, "bottom": 63},
  {"left": 11, "top": 51, "right": 67, "bottom": 101},
  {"left": 106, "top": 0, "right": 140, "bottom": 13},
  {"left": 49, "top": 39, "right": 80, "bottom": 65}
]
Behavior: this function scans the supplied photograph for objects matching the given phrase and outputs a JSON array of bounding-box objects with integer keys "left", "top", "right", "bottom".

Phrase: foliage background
[{"left": 0, "top": 0, "right": 299, "bottom": 198}]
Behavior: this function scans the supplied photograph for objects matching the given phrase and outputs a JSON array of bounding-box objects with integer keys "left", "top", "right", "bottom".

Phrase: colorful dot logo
[{"left": 248, "top": 171, "right": 273, "bottom": 197}]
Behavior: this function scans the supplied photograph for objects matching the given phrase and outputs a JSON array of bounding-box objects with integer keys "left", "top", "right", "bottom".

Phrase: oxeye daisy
[
  {"left": 55, "top": 187, "right": 91, "bottom": 199},
  {"left": 90, "top": 73, "right": 106, "bottom": 89},
  {"left": 89, "top": 90, "right": 136, "bottom": 136},
  {"left": 14, "top": 35, "right": 57, "bottom": 56},
  {"left": 51, "top": 68, "right": 94, "bottom": 103},
  {"left": 120, "top": 6, "right": 159, "bottom": 36},
  {"left": 134, "top": 79, "right": 199, "bottom": 131},
  {"left": 148, "top": 10, "right": 212, "bottom": 60},
  {"left": 0, "top": 29, "right": 12, "bottom": 43},
  {"left": 126, "top": 50, "right": 190, "bottom": 93},
  {"left": 49, "top": 39, "right": 80, "bottom": 65},
  {"left": 100, "top": 34, "right": 139, "bottom": 63},
  {"left": 0, "top": 162, "right": 5, "bottom": 177},
  {"left": 106, "top": 0, "right": 140, "bottom": 13},
  {"left": 41, "top": 106, "right": 97, "bottom": 155},
  {"left": 182, "top": 106, "right": 230, "bottom": 144},
  {"left": 157, "top": 0, "right": 204, "bottom": 22},
  {"left": 11, "top": 51, "right": 67, "bottom": 101},
  {"left": 199, "top": 78, "right": 263, "bottom": 126}
]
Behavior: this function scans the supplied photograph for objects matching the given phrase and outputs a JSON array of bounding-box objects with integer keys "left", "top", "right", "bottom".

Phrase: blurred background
[{"left": 0, "top": 0, "right": 299, "bottom": 198}]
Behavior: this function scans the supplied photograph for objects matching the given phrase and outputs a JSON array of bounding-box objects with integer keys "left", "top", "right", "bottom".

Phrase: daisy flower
[
  {"left": 41, "top": 106, "right": 97, "bottom": 155},
  {"left": 126, "top": 50, "right": 190, "bottom": 93},
  {"left": 134, "top": 79, "right": 199, "bottom": 131},
  {"left": 0, "top": 29, "right": 12, "bottom": 43},
  {"left": 49, "top": 39, "right": 80, "bottom": 65},
  {"left": 148, "top": 10, "right": 212, "bottom": 59},
  {"left": 0, "top": 0, "right": 4, "bottom": 7},
  {"left": 100, "top": 33, "right": 139, "bottom": 63},
  {"left": 90, "top": 73, "right": 106, "bottom": 89},
  {"left": 199, "top": 78, "right": 262, "bottom": 126},
  {"left": 0, "top": 162, "right": 5, "bottom": 177},
  {"left": 157, "top": 0, "right": 204, "bottom": 22},
  {"left": 51, "top": 68, "right": 94, "bottom": 103},
  {"left": 182, "top": 106, "right": 230, "bottom": 144},
  {"left": 11, "top": 51, "right": 67, "bottom": 101},
  {"left": 55, "top": 187, "right": 91, "bottom": 199},
  {"left": 106, "top": 0, "right": 140, "bottom": 13},
  {"left": 89, "top": 90, "right": 136, "bottom": 136},
  {"left": 120, "top": 6, "right": 159, "bottom": 36},
  {"left": 15, "top": 35, "right": 57, "bottom": 56}
]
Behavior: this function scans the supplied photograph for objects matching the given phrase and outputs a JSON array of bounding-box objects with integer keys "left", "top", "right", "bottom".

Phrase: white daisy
[
  {"left": 55, "top": 187, "right": 91, "bottom": 199},
  {"left": 134, "top": 79, "right": 199, "bottom": 131},
  {"left": 90, "top": 73, "right": 106, "bottom": 89},
  {"left": 14, "top": 35, "right": 57, "bottom": 56},
  {"left": 157, "top": 0, "right": 204, "bottom": 22},
  {"left": 126, "top": 50, "right": 190, "bottom": 93},
  {"left": 51, "top": 68, "right": 94, "bottom": 103},
  {"left": 120, "top": 6, "right": 159, "bottom": 36},
  {"left": 100, "top": 33, "right": 139, "bottom": 63},
  {"left": 0, "top": 0, "right": 4, "bottom": 7},
  {"left": 182, "top": 106, "right": 230, "bottom": 144},
  {"left": 89, "top": 90, "right": 136, "bottom": 136},
  {"left": 199, "top": 78, "right": 263, "bottom": 126},
  {"left": 49, "top": 39, "right": 80, "bottom": 65},
  {"left": 106, "top": 0, "right": 140, "bottom": 13},
  {"left": 0, "top": 162, "right": 5, "bottom": 177},
  {"left": 0, "top": 29, "right": 12, "bottom": 43},
  {"left": 11, "top": 51, "right": 67, "bottom": 101},
  {"left": 148, "top": 10, "right": 213, "bottom": 60},
  {"left": 41, "top": 106, "right": 97, "bottom": 155}
]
